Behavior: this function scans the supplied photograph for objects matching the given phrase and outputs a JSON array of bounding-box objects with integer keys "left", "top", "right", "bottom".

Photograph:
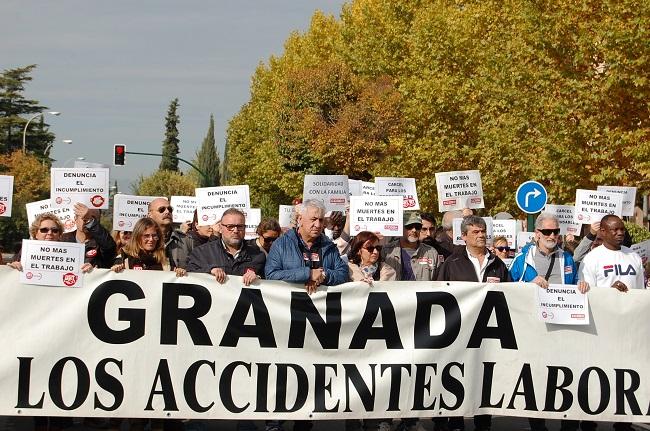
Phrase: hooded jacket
[{"left": 509, "top": 242, "right": 578, "bottom": 284}]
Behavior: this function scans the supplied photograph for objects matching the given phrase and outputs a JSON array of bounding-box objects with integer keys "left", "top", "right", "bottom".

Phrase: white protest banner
[
  {"left": 244, "top": 208, "right": 262, "bottom": 240},
  {"left": 544, "top": 204, "right": 581, "bottom": 235},
  {"left": 196, "top": 185, "right": 250, "bottom": 226},
  {"left": 375, "top": 177, "right": 419, "bottom": 210},
  {"left": 303, "top": 175, "right": 349, "bottom": 212},
  {"left": 113, "top": 194, "right": 160, "bottom": 232},
  {"left": 348, "top": 179, "right": 362, "bottom": 197},
  {"left": 362, "top": 181, "right": 375, "bottom": 196},
  {"left": 537, "top": 284, "right": 589, "bottom": 325},
  {"left": 26, "top": 199, "right": 77, "bottom": 233},
  {"left": 0, "top": 175, "right": 13, "bottom": 217},
  {"left": 0, "top": 268, "right": 649, "bottom": 422},
  {"left": 278, "top": 205, "right": 294, "bottom": 229},
  {"left": 349, "top": 196, "right": 403, "bottom": 237},
  {"left": 574, "top": 189, "right": 623, "bottom": 224},
  {"left": 631, "top": 239, "right": 650, "bottom": 266},
  {"left": 452, "top": 217, "right": 493, "bottom": 245},
  {"left": 435, "top": 170, "right": 484, "bottom": 212},
  {"left": 492, "top": 219, "right": 517, "bottom": 248},
  {"left": 19, "top": 240, "right": 85, "bottom": 287},
  {"left": 50, "top": 168, "right": 110, "bottom": 209},
  {"left": 597, "top": 186, "right": 637, "bottom": 217},
  {"left": 516, "top": 231, "right": 535, "bottom": 252},
  {"left": 170, "top": 196, "right": 198, "bottom": 223}
]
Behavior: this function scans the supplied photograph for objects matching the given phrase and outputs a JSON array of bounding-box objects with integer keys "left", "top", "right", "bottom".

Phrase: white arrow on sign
[{"left": 525, "top": 188, "right": 542, "bottom": 207}]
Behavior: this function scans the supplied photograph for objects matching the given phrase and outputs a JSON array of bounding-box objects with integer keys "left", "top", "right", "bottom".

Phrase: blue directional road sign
[{"left": 516, "top": 181, "right": 547, "bottom": 214}]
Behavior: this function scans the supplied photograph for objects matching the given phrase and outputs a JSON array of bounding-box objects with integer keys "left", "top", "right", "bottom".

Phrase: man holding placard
[{"left": 148, "top": 197, "right": 187, "bottom": 269}]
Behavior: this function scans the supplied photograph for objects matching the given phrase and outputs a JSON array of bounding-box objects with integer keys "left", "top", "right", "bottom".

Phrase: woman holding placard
[
  {"left": 7, "top": 213, "right": 64, "bottom": 270},
  {"left": 111, "top": 217, "right": 186, "bottom": 277},
  {"left": 347, "top": 231, "right": 395, "bottom": 283}
]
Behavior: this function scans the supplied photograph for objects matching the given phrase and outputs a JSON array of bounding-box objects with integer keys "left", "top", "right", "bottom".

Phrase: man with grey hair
[
  {"left": 265, "top": 199, "right": 348, "bottom": 293},
  {"left": 509, "top": 212, "right": 588, "bottom": 431}
]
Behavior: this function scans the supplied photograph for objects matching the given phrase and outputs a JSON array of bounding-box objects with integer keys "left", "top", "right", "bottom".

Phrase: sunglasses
[
  {"left": 495, "top": 246, "right": 510, "bottom": 252},
  {"left": 363, "top": 245, "right": 382, "bottom": 253},
  {"left": 156, "top": 206, "right": 173, "bottom": 213},
  {"left": 142, "top": 234, "right": 159, "bottom": 241},
  {"left": 39, "top": 227, "right": 60, "bottom": 234},
  {"left": 223, "top": 224, "right": 245, "bottom": 231},
  {"left": 405, "top": 224, "right": 422, "bottom": 231},
  {"left": 538, "top": 228, "right": 560, "bottom": 236},
  {"left": 262, "top": 236, "right": 277, "bottom": 244}
]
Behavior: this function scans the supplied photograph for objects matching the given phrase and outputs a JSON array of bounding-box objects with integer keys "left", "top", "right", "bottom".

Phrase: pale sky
[{"left": 1, "top": 0, "right": 346, "bottom": 191}]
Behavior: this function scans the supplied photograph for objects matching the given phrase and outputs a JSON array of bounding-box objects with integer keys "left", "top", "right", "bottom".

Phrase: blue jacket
[
  {"left": 509, "top": 242, "right": 578, "bottom": 285},
  {"left": 265, "top": 229, "right": 349, "bottom": 285}
]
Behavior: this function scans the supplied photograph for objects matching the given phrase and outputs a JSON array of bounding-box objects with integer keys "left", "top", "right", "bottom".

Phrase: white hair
[{"left": 299, "top": 199, "right": 326, "bottom": 216}]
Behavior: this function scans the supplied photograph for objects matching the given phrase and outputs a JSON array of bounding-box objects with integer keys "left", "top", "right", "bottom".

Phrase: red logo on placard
[
  {"left": 443, "top": 199, "right": 457, "bottom": 206},
  {"left": 55, "top": 197, "right": 63, "bottom": 204},
  {"left": 0, "top": 202, "right": 5, "bottom": 215},
  {"left": 470, "top": 197, "right": 482, "bottom": 204},
  {"left": 64, "top": 219, "right": 75, "bottom": 230},
  {"left": 118, "top": 220, "right": 125, "bottom": 227},
  {"left": 90, "top": 195, "right": 104, "bottom": 207},
  {"left": 385, "top": 225, "right": 399, "bottom": 231},
  {"left": 133, "top": 265, "right": 143, "bottom": 270},
  {"left": 202, "top": 214, "right": 208, "bottom": 221},
  {"left": 25, "top": 272, "right": 33, "bottom": 280},
  {"left": 403, "top": 196, "right": 416, "bottom": 208},
  {"left": 86, "top": 249, "right": 97, "bottom": 258},
  {"left": 63, "top": 272, "right": 78, "bottom": 286},
  {"left": 331, "top": 198, "right": 346, "bottom": 204},
  {"left": 571, "top": 314, "right": 585, "bottom": 319}
]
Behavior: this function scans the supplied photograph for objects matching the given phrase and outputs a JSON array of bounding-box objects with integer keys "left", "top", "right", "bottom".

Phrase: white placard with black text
[
  {"left": 196, "top": 185, "right": 250, "bottom": 226},
  {"left": 303, "top": 175, "right": 349, "bottom": 212},
  {"left": 435, "top": 170, "right": 484, "bottom": 212},
  {"left": 278, "top": 205, "right": 294, "bottom": 229},
  {"left": 537, "top": 284, "right": 589, "bottom": 325},
  {"left": 452, "top": 217, "right": 493, "bottom": 245},
  {"left": 574, "top": 189, "right": 623, "bottom": 224},
  {"left": 113, "top": 194, "right": 160, "bottom": 232},
  {"left": 50, "top": 168, "right": 110, "bottom": 209},
  {"left": 244, "top": 208, "right": 262, "bottom": 240},
  {"left": 349, "top": 196, "right": 403, "bottom": 237},
  {"left": 19, "top": 240, "right": 85, "bottom": 287},
  {"left": 492, "top": 219, "right": 517, "bottom": 248},
  {"left": 544, "top": 204, "right": 581, "bottom": 235},
  {"left": 374, "top": 177, "right": 419, "bottom": 210},
  {"left": 597, "top": 186, "right": 636, "bottom": 217},
  {"left": 0, "top": 175, "right": 13, "bottom": 217},
  {"left": 26, "top": 199, "right": 77, "bottom": 234},
  {"left": 170, "top": 196, "right": 198, "bottom": 223}
]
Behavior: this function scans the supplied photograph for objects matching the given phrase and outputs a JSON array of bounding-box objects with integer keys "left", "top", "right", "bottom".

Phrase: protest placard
[
  {"left": 244, "top": 208, "right": 262, "bottom": 240},
  {"left": 278, "top": 205, "right": 294, "bottom": 229},
  {"left": 349, "top": 196, "right": 403, "bottom": 237},
  {"left": 26, "top": 199, "right": 76, "bottom": 233},
  {"left": 50, "top": 168, "right": 110, "bottom": 209},
  {"left": 170, "top": 196, "right": 198, "bottom": 223},
  {"left": 375, "top": 177, "right": 419, "bottom": 210},
  {"left": 516, "top": 231, "right": 535, "bottom": 253},
  {"left": 303, "top": 175, "right": 349, "bottom": 212},
  {"left": 435, "top": 170, "right": 484, "bottom": 212},
  {"left": 0, "top": 175, "right": 13, "bottom": 217},
  {"left": 362, "top": 181, "right": 375, "bottom": 196},
  {"left": 113, "top": 194, "right": 160, "bottom": 232},
  {"left": 574, "top": 189, "right": 623, "bottom": 224},
  {"left": 196, "top": 185, "right": 250, "bottom": 226},
  {"left": 597, "top": 186, "right": 637, "bottom": 217},
  {"left": 19, "top": 240, "right": 85, "bottom": 287},
  {"left": 537, "top": 284, "right": 589, "bottom": 325},
  {"left": 348, "top": 179, "right": 362, "bottom": 197},
  {"left": 631, "top": 239, "right": 650, "bottom": 266},
  {"left": 544, "top": 204, "right": 581, "bottom": 235},
  {"left": 452, "top": 217, "right": 493, "bottom": 245},
  {"left": 492, "top": 219, "right": 517, "bottom": 248}
]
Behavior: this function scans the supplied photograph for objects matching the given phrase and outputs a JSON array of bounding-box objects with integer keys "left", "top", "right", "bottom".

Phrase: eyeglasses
[
  {"left": 495, "top": 246, "right": 511, "bottom": 252},
  {"left": 222, "top": 224, "right": 245, "bottom": 231},
  {"left": 262, "top": 236, "right": 277, "bottom": 244},
  {"left": 142, "top": 234, "right": 159, "bottom": 240},
  {"left": 156, "top": 206, "right": 173, "bottom": 213},
  {"left": 538, "top": 228, "right": 560, "bottom": 236},
  {"left": 405, "top": 224, "right": 422, "bottom": 231},
  {"left": 39, "top": 227, "right": 60, "bottom": 234},
  {"left": 363, "top": 245, "right": 382, "bottom": 253}
]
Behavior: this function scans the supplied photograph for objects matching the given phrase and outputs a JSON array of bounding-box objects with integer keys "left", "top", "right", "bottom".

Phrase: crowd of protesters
[{"left": 4, "top": 192, "right": 650, "bottom": 431}]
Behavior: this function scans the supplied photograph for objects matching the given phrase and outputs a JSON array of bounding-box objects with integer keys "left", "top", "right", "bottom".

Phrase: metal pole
[
  {"left": 22, "top": 113, "right": 43, "bottom": 154},
  {"left": 124, "top": 151, "right": 211, "bottom": 185}
]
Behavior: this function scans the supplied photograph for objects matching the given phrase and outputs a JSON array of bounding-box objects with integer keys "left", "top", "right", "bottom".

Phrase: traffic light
[{"left": 113, "top": 145, "right": 126, "bottom": 166}]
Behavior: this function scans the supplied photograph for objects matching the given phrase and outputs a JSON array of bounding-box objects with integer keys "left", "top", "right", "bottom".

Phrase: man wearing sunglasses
[{"left": 148, "top": 197, "right": 187, "bottom": 269}]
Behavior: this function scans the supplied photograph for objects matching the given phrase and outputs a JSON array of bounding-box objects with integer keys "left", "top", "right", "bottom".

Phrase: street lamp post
[
  {"left": 42, "top": 139, "right": 72, "bottom": 166},
  {"left": 22, "top": 111, "right": 61, "bottom": 154}
]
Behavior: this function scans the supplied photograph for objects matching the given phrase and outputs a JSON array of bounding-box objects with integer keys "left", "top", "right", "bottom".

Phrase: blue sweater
[{"left": 264, "top": 229, "right": 349, "bottom": 285}]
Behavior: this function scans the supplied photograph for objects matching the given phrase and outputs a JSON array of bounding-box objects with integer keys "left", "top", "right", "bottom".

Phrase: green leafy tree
[
  {"left": 192, "top": 114, "right": 221, "bottom": 187},
  {"left": 0, "top": 65, "right": 54, "bottom": 156},
  {"left": 132, "top": 169, "right": 197, "bottom": 197},
  {"left": 160, "top": 98, "right": 180, "bottom": 171}
]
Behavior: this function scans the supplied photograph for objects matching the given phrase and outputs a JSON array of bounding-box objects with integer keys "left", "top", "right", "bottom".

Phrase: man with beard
[
  {"left": 382, "top": 212, "right": 440, "bottom": 281},
  {"left": 148, "top": 197, "right": 187, "bottom": 269},
  {"left": 509, "top": 212, "right": 588, "bottom": 431},
  {"left": 186, "top": 208, "right": 265, "bottom": 285}
]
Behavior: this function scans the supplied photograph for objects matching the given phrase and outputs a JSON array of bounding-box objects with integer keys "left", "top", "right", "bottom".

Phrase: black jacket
[
  {"left": 186, "top": 239, "right": 266, "bottom": 277},
  {"left": 436, "top": 247, "right": 511, "bottom": 282},
  {"left": 62, "top": 219, "right": 117, "bottom": 269}
]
